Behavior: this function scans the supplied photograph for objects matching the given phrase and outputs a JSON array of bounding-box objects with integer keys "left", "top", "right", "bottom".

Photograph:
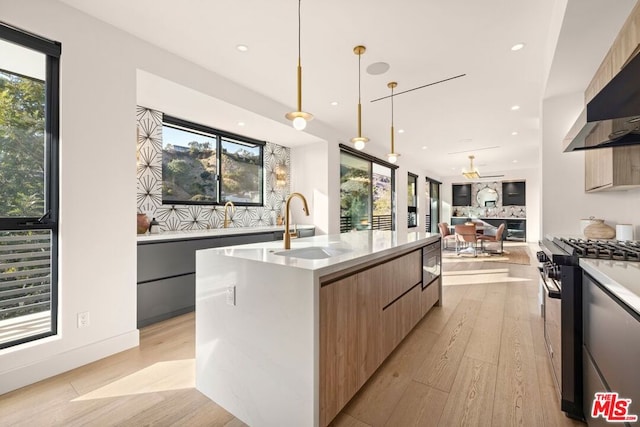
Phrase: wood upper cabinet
[
  {"left": 585, "top": 2, "right": 640, "bottom": 103},
  {"left": 585, "top": 145, "right": 640, "bottom": 192}
]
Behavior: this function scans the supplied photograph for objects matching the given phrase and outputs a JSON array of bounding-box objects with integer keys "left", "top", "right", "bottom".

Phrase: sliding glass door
[{"left": 0, "top": 24, "right": 60, "bottom": 349}]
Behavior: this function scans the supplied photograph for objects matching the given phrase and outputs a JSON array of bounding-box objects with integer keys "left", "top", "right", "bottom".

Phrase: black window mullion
[{"left": 216, "top": 134, "right": 222, "bottom": 202}]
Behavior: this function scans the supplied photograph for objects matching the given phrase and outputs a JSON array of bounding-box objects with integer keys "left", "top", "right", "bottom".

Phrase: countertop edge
[
  {"left": 137, "top": 225, "right": 316, "bottom": 244},
  {"left": 315, "top": 234, "right": 440, "bottom": 278},
  {"left": 197, "top": 231, "right": 441, "bottom": 274}
]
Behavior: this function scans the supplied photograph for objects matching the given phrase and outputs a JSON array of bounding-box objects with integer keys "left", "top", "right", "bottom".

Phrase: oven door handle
[{"left": 539, "top": 273, "right": 561, "bottom": 299}]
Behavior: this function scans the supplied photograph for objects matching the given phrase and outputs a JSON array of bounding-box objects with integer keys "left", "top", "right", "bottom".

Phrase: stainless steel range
[{"left": 538, "top": 237, "right": 640, "bottom": 421}]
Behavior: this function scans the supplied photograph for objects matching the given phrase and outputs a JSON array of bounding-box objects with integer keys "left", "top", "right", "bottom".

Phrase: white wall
[
  {"left": 441, "top": 167, "right": 542, "bottom": 242},
  {"left": 542, "top": 92, "right": 640, "bottom": 238},
  {"left": 290, "top": 142, "right": 330, "bottom": 235},
  {"left": 0, "top": 0, "right": 343, "bottom": 394},
  {"left": 1, "top": 0, "right": 140, "bottom": 394}
]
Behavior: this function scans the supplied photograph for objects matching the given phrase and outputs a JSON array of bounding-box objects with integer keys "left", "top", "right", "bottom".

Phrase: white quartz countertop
[
  {"left": 197, "top": 230, "right": 440, "bottom": 275},
  {"left": 580, "top": 258, "right": 640, "bottom": 316},
  {"left": 137, "top": 224, "right": 315, "bottom": 243}
]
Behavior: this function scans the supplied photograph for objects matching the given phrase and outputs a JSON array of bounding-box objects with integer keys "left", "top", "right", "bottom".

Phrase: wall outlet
[
  {"left": 77, "top": 311, "right": 90, "bottom": 328},
  {"left": 226, "top": 285, "right": 236, "bottom": 306}
]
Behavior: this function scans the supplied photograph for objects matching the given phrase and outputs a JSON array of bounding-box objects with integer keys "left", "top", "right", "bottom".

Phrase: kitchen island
[{"left": 195, "top": 230, "right": 441, "bottom": 427}]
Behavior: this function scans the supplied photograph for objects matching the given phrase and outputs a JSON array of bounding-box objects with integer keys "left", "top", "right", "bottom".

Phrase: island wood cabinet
[{"left": 319, "top": 248, "right": 440, "bottom": 426}]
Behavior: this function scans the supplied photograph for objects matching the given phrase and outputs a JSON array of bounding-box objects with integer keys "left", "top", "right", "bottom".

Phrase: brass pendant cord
[
  {"left": 296, "top": 0, "right": 302, "bottom": 112},
  {"left": 351, "top": 45, "right": 368, "bottom": 147},
  {"left": 390, "top": 84, "right": 395, "bottom": 153},
  {"left": 357, "top": 48, "right": 363, "bottom": 137}
]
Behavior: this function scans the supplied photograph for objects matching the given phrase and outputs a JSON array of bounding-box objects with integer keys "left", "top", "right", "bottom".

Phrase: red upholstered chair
[
  {"left": 477, "top": 223, "right": 505, "bottom": 254},
  {"left": 438, "top": 222, "right": 457, "bottom": 250},
  {"left": 454, "top": 223, "right": 479, "bottom": 256}
]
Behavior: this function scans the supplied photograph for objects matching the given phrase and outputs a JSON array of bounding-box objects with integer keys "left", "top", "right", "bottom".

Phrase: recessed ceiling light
[
  {"left": 511, "top": 131, "right": 518, "bottom": 136},
  {"left": 511, "top": 105, "right": 520, "bottom": 111},
  {"left": 511, "top": 43, "right": 525, "bottom": 51},
  {"left": 422, "top": 146, "right": 427, "bottom": 150},
  {"left": 366, "top": 62, "right": 390, "bottom": 75},
  {"left": 513, "top": 159, "right": 518, "bottom": 163},
  {"left": 237, "top": 121, "right": 246, "bottom": 126},
  {"left": 330, "top": 101, "right": 339, "bottom": 106},
  {"left": 236, "top": 44, "right": 249, "bottom": 52},
  {"left": 398, "top": 129, "right": 405, "bottom": 134}
]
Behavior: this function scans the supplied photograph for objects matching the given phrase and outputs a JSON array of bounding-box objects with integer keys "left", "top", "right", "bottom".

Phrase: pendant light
[
  {"left": 285, "top": 0, "right": 313, "bottom": 130},
  {"left": 351, "top": 45, "right": 369, "bottom": 150},
  {"left": 387, "top": 82, "right": 400, "bottom": 163}
]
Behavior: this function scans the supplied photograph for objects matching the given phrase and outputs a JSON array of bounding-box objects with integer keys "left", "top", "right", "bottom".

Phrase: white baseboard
[{"left": 0, "top": 329, "right": 139, "bottom": 395}]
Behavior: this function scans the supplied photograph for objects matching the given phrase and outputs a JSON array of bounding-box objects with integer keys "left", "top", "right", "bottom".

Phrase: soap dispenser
[{"left": 148, "top": 217, "right": 161, "bottom": 234}]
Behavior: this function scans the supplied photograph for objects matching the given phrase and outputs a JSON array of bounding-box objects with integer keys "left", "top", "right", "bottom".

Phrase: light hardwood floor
[{"left": 0, "top": 244, "right": 585, "bottom": 426}]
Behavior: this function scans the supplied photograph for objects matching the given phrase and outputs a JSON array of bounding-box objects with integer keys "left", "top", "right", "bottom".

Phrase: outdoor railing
[
  {"left": 340, "top": 215, "right": 393, "bottom": 233},
  {"left": 0, "top": 231, "right": 52, "bottom": 321}
]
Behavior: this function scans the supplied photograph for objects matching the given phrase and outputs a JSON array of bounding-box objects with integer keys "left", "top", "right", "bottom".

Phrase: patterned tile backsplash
[
  {"left": 452, "top": 181, "right": 526, "bottom": 218},
  {"left": 136, "top": 106, "right": 291, "bottom": 231}
]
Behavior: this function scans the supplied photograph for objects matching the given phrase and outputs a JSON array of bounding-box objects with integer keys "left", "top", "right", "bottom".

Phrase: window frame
[
  {"left": 0, "top": 22, "right": 61, "bottom": 350},
  {"left": 339, "top": 144, "right": 397, "bottom": 232},
  {"left": 161, "top": 115, "right": 265, "bottom": 207}
]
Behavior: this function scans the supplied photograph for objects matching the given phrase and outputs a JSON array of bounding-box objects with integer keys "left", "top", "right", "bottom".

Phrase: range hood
[{"left": 564, "top": 52, "right": 640, "bottom": 152}]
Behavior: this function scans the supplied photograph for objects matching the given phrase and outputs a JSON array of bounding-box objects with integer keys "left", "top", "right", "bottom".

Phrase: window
[
  {"left": 161, "top": 116, "right": 264, "bottom": 206},
  {"left": 339, "top": 145, "right": 396, "bottom": 233},
  {"left": 0, "top": 24, "right": 60, "bottom": 349},
  {"left": 425, "top": 177, "right": 441, "bottom": 233},
  {"left": 408, "top": 173, "right": 418, "bottom": 228}
]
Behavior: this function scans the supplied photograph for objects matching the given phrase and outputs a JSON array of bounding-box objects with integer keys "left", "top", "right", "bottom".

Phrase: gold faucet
[
  {"left": 223, "top": 201, "right": 235, "bottom": 228},
  {"left": 284, "top": 192, "right": 309, "bottom": 249}
]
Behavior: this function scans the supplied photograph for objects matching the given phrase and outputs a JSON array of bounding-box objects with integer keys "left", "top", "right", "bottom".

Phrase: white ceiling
[{"left": 60, "top": 0, "right": 636, "bottom": 178}]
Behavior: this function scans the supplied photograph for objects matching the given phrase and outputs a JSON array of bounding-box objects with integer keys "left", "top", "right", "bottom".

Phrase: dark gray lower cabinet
[
  {"left": 582, "top": 272, "right": 640, "bottom": 424},
  {"left": 137, "top": 230, "right": 291, "bottom": 327}
]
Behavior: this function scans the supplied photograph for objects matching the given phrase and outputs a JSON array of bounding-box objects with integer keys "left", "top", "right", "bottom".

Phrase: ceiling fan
[
  {"left": 462, "top": 155, "right": 504, "bottom": 179},
  {"left": 369, "top": 74, "right": 466, "bottom": 103}
]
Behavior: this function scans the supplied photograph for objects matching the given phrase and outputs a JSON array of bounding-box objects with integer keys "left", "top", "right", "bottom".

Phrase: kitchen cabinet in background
[
  {"left": 502, "top": 181, "right": 526, "bottom": 206},
  {"left": 452, "top": 183, "right": 472, "bottom": 206}
]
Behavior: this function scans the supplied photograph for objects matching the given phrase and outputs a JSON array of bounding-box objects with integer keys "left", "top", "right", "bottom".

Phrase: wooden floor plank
[
  {"left": 492, "top": 318, "right": 546, "bottom": 426},
  {"left": 329, "top": 412, "right": 372, "bottom": 427},
  {"left": 413, "top": 298, "right": 481, "bottom": 392},
  {"left": 383, "top": 380, "right": 448, "bottom": 427},
  {"left": 438, "top": 356, "right": 498, "bottom": 426}
]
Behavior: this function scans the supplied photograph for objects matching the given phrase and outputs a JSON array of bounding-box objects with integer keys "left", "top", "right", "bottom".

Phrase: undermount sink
[{"left": 273, "top": 246, "right": 351, "bottom": 260}]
